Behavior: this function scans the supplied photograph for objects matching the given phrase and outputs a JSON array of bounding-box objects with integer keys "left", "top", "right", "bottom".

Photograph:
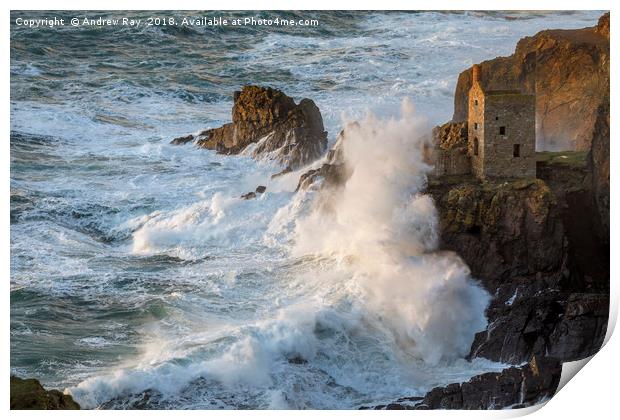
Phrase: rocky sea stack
[{"left": 172, "top": 85, "right": 328, "bottom": 170}]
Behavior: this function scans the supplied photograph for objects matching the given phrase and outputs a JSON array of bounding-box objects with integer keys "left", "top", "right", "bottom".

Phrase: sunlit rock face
[
  {"left": 172, "top": 85, "right": 328, "bottom": 169},
  {"left": 452, "top": 13, "right": 610, "bottom": 152}
]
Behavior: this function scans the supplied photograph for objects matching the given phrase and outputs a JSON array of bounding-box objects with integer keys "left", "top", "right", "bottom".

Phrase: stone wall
[
  {"left": 482, "top": 93, "right": 536, "bottom": 179},
  {"left": 467, "top": 83, "right": 485, "bottom": 179},
  {"left": 432, "top": 148, "right": 471, "bottom": 176}
]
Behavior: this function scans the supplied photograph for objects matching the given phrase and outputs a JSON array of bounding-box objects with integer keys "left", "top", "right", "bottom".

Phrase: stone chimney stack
[{"left": 472, "top": 64, "right": 481, "bottom": 85}]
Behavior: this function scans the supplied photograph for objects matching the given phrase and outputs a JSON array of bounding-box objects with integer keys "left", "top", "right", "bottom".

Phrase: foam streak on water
[{"left": 10, "top": 10, "right": 602, "bottom": 409}]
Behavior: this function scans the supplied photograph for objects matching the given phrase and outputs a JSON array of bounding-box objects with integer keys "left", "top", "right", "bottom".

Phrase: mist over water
[{"left": 10, "top": 10, "right": 602, "bottom": 408}]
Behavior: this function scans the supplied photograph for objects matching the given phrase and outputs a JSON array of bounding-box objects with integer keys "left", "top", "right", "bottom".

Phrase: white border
[{"left": 3, "top": 1, "right": 617, "bottom": 419}]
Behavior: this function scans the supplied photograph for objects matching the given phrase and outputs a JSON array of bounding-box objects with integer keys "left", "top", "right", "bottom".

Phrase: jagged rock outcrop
[
  {"left": 434, "top": 121, "right": 468, "bottom": 151},
  {"left": 595, "top": 11, "right": 610, "bottom": 38},
  {"left": 169, "top": 134, "right": 195, "bottom": 145},
  {"left": 452, "top": 12, "right": 609, "bottom": 151},
  {"left": 171, "top": 86, "right": 328, "bottom": 169},
  {"left": 240, "top": 185, "right": 267, "bottom": 200},
  {"left": 295, "top": 122, "right": 355, "bottom": 191},
  {"left": 10, "top": 376, "right": 80, "bottom": 410},
  {"left": 429, "top": 121, "right": 470, "bottom": 177},
  {"left": 368, "top": 356, "right": 561, "bottom": 410}
]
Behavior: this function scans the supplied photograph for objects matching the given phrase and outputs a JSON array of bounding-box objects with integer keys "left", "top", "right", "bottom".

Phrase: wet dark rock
[
  {"left": 468, "top": 286, "right": 566, "bottom": 364},
  {"left": 547, "top": 293, "right": 609, "bottom": 360},
  {"left": 429, "top": 160, "right": 609, "bottom": 365},
  {"left": 271, "top": 166, "right": 293, "bottom": 179},
  {"left": 10, "top": 376, "right": 80, "bottom": 410},
  {"left": 385, "top": 403, "right": 407, "bottom": 410},
  {"left": 241, "top": 186, "right": 266, "bottom": 199},
  {"left": 295, "top": 163, "right": 349, "bottom": 192},
  {"left": 287, "top": 356, "right": 308, "bottom": 365},
  {"left": 427, "top": 178, "right": 564, "bottom": 292},
  {"left": 371, "top": 357, "right": 561, "bottom": 410},
  {"left": 294, "top": 122, "right": 355, "bottom": 192},
  {"left": 240, "top": 191, "right": 256, "bottom": 200},
  {"left": 170, "top": 133, "right": 196, "bottom": 145}
]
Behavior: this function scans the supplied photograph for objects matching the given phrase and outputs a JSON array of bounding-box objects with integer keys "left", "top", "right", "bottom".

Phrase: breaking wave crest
[{"left": 68, "top": 101, "right": 491, "bottom": 409}]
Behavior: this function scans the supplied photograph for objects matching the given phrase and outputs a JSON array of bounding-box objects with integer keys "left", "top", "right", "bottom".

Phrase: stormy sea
[{"left": 10, "top": 10, "right": 601, "bottom": 409}]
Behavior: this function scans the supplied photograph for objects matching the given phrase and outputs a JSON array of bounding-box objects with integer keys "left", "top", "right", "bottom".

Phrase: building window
[
  {"left": 473, "top": 138, "right": 479, "bottom": 156},
  {"left": 499, "top": 126, "right": 506, "bottom": 135},
  {"left": 513, "top": 144, "right": 520, "bottom": 157},
  {"left": 474, "top": 122, "right": 478, "bottom": 130},
  {"left": 495, "top": 116, "right": 499, "bottom": 120},
  {"left": 474, "top": 99, "right": 478, "bottom": 106}
]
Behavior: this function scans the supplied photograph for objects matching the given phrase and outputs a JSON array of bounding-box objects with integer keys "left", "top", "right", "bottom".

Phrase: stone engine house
[{"left": 432, "top": 64, "right": 536, "bottom": 181}]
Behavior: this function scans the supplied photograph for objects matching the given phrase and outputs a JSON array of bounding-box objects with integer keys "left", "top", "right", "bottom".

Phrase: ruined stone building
[{"left": 432, "top": 64, "right": 536, "bottom": 181}]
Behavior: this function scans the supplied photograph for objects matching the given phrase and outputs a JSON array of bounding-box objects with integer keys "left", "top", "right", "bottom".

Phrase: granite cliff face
[
  {"left": 428, "top": 178, "right": 564, "bottom": 291},
  {"left": 427, "top": 158, "right": 608, "bottom": 365},
  {"left": 172, "top": 86, "right": 328, "bottom": 169},
  {"left": 452, "top": 13, "right": 609, "bottom": 151},
  {"left": 372, "top": 154, "right": 608, "bottom": 409}
]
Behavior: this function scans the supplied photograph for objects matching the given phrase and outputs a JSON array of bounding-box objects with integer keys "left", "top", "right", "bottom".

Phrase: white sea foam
[
  {"left": 289, "top": 99, "right": 490, "bottom": 364},
  {"left": 68, "top": 100, "right": 493, "bottom": 409}
]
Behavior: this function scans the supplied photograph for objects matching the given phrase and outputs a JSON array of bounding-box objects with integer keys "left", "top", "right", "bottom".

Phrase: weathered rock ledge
[{"left": 171, "top": 85, "right": 328, "bottom": 170}]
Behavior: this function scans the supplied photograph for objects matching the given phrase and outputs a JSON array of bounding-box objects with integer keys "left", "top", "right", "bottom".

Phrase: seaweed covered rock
[
  {"left": 10, "top": 376, "right": 80, "bottom": 410},
  {"left": 171, "top": 86, "right": 328, "bottom": 169}
]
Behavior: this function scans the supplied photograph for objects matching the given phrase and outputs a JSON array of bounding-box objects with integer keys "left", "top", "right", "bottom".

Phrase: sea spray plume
[{"left": 292, "top": 99, "right": 490, "bottom": 365}]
